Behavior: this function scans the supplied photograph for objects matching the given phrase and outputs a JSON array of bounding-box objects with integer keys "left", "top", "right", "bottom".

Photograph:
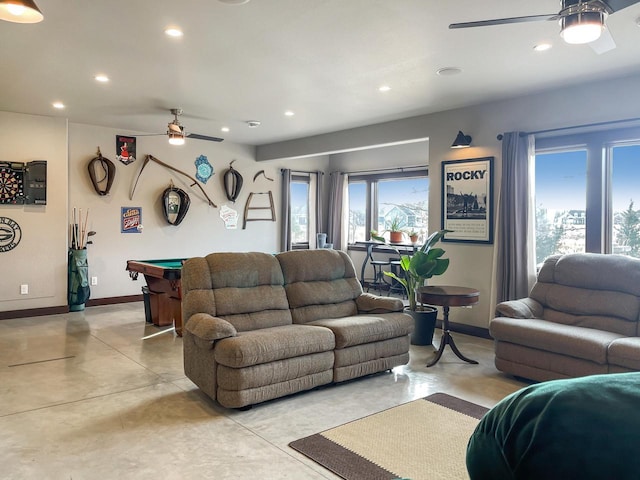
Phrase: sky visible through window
[
  {"left": 349, "top": 178, "right": 428, "bottom": 212},
  {"left": 536, "top": 145, "right": 639, "bottom": 212}
]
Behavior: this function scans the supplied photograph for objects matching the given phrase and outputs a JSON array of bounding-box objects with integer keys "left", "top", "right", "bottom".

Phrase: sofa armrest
[
  {"left": 184, "top": 313, "right": 237, "bottom": 349},
  {"left": 356, "top": 293, "right": 405, "bottom": 314},
  {"left": 495, "top": 298, "right": 543, "bottom": 319}
]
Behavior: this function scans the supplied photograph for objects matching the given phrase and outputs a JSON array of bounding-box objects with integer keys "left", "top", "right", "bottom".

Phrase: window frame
[
  {"left": 347, "top": 169, "right": 429, "bottom": 245},
  {"left": 535, "top": 126, "right": 640, "bottom": 255}
]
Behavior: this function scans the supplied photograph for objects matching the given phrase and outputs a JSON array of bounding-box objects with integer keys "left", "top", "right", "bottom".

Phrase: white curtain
[
  {"left": 327, "top": 172, "right": 348, "bottom": 251},
  {"left": 495, "top": 132, "right": 536, "bottom": 304}
]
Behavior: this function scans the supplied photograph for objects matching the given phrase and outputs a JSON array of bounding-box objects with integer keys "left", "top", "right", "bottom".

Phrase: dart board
[{"left": 0, "top": 164, "right": 24, "bottom": 204}]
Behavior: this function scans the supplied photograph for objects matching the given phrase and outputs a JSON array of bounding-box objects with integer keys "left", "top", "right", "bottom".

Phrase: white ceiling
[{"left": 2, "top": 0, "right": 640, "bottom": 146}]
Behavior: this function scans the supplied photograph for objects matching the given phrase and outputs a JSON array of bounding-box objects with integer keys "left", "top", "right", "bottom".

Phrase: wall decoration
[
  {"left": 0, "top": 160, "right": 47, "bottom": 205},
  {"left": 242, "top": 191, "right": 276, "bottom": 229},
  {"left": 121, "top": 207, "right": 143, "bottom": 233},
  {"left": 130, "top": 154, "right": 217, "bottom": 207},
  {"left": 253, "top": 170, "right": 274, "bottom": 182},
  {"left": 441, "top": 157, "right": 494, "bottom": 244},
  {"left": 194, "top": 155, "right": 213, "bottom": 183},
  {"left": 0, "top": 216, "right": 22, "bottom": 252},
  {"left": 223, "top": 160, "right": 243, "bottom": 202},
  {"left": 219, "top": 204, "right": 239, "bottom": 229},
  {"left": 161, "top": 181, "right": 190, "bottom": 226},
  {"left": 116, "top": 135, "right": 136, "bottom": 165},
  {"left": 87, "top": 148, "right": 116, "bottom": 196}
]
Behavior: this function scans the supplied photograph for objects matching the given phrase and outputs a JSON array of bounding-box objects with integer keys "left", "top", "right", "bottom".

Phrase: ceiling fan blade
[
  {"left": 603, "top": 0, "right": 640, "bottom": 13},
  {"left": 449, "top": 14, "right": 557, "bottom": 29},
  {"left": 186, "top": 133, "right": 224, "bottom": 142},
  {"left": 589, "top": 27, "right": 617, "bottom": 54}
]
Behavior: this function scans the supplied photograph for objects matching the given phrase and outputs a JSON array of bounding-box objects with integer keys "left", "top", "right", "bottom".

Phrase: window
[
  {"left": 535, "top": 150, "right": 587, "bottom": 264},
  {"left": 534, "top": 128, "right": 640, "bottom": 264},
  {"left": 348, "top": 170, "right": 429, "bottom": 244},
  {"left": 291, "top": 176, "right": 310, "bottom": 245},
  {"left": 611, "top": 144, "right": 640, "bottom": 257}
]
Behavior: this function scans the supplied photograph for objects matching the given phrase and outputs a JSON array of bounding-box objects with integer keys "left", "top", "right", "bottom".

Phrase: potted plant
[
  {"left": 376, "top": 215, "right": 405, "bottom": 243},
  {"left": 408, "top": 230, "right": 419, "bottom": 244},
  {"left": 371, "top": 229, "right": 451, "bottom": 345}
]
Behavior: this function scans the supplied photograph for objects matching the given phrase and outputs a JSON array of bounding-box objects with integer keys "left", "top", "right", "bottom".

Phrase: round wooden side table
[{"left": 416, "top": 285, "right": 480, "bottom": 367}]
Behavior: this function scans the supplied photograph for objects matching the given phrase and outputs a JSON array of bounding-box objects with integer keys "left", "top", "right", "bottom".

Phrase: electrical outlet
[
  {"left": 20, "top": 284, "right": 28, "bottom": 295},
  {"left": 91, "top": 276, "right": 98, "bottom": 286}
]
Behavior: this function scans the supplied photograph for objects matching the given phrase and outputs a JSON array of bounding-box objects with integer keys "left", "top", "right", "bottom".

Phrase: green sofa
[{"left": 181, "top": 249, "right": 414, "bottom": 408}]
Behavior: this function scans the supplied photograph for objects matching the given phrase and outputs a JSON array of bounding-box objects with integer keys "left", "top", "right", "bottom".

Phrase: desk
[
  {"left": 355, "top": 241, "right": 417, "bottom": 288},
  {"left": 126, "top": 258, "right": 185, "bottom": 336},
  {"left": 417, "top": 285, "right": 479, "bottom": 367}
]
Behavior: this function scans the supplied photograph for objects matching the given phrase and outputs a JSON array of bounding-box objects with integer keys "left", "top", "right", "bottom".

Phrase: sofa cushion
[
  {"left": 217, "top": 351, "right": 334, "bottom": 390},
  {"left": 214, "top": 324, "right": 335, "bottom": 368},
  {"left": 182, "top": 252, "right": 293, "bottom": 331},
  {"left": 608, "top": 337, "right": 640, "bottom": 370},
  {"left": 490, "top": 317, "right": 625, "bottom": 364},
  {"left": 308, "top": 313, "right": 413, "bottom": 349},
  {"left": 539, "top": 253, "right": 640, "bottom": 297},
  {"left": 277, "top": 249, "right": 364, "bottom": 324}
]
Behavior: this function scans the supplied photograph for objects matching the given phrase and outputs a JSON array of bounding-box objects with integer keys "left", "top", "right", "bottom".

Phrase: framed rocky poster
[{"left": 441, "top": 157, "right": 494, "bottom": 244}]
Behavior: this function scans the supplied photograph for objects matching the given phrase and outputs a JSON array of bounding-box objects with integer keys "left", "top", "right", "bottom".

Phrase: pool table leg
[{"left": 171, "top": 298, "right": 183, "bottom": 336}]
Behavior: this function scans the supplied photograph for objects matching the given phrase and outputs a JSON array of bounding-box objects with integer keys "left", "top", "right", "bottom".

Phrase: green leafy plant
[
  {"left": 387, "top": 215, "right": 404, "bottom": 233},
  {"left": 371, "top": 229, "right": 451, "bottom": 311}
]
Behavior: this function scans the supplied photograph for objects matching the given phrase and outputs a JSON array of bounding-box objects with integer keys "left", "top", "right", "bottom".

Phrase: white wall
[
  {"left": 0, "top": 117, "right": 328, "bottom": 312},
  {"left": 0, "top": 112, "right": 68, "bottom": 310},
  {"left": 257, "top": 72, "right": 640, "bottom": 329},
  {"left": 68, "top": 123, "right": 329, "bottom": 299}
]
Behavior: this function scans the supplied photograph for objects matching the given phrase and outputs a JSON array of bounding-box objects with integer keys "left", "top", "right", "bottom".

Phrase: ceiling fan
[
  {"left": 150, "top": 108, "right": 224, "bottom": 145},
  {"left": 449, "top": 0, "right": 640, "bottom": 50}
]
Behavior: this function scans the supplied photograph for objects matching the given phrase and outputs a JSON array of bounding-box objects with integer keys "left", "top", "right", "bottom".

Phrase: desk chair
[{"left": 365, "top": 254, "right": 391, "bottom": 295}]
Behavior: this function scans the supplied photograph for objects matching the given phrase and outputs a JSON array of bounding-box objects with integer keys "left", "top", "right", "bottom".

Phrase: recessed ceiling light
[
  {"left": 533, "top": 43, "right": 552, "bottom": 52},
  {"left": 221, "top": 126, "right": 230, "bottom": 132},
  {"left": 52, "top": 102, "right": 65, "bottom": 109},
  {"left": 164, "top": 27, "right": 183, "bottom": 37},
  {"left": 378, "top": 85, "right": 391, "bottom": 92},
  {"left": 94, "top": 74, "right": 109, "bottom": 82},
  {"left": 284, "top": 110, "right": 295, "bottom": 117},
  {"left": 436, "top": 67, "right": 463, "bottom": 76}
]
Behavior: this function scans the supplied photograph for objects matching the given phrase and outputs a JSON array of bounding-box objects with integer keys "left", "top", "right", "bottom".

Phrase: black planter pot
[{"left": 406, "top": 306, "right": 438, "bottom": 346}]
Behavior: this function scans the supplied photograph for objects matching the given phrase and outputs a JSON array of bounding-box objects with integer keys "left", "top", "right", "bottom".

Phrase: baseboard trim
[
  {"left": 86, "top": 295, "right": 143, "bottom": 307},
  {"left": 2, "top": 296, "right": 492, "bottom": 339},
  {"left": 0, "top": 295, "right": 143, "bottom": 320}
]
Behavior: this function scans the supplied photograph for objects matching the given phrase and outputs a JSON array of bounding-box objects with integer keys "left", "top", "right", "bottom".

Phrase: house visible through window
[
  {"left": 348, "top": 170, "right": 428, "bottom": 244},
  {"left": 534, "top": 128, "right": 640, "bottom": 264}
]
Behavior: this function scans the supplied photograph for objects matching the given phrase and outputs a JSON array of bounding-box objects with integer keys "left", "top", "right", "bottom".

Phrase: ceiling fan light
[
  {"left": 168, "top": 132, "right": 185, "bottom": 145},
  {"left": 561, "top": 11, "right": 604, "bottom": 44},
  {"left": 0, "top": 0, "right": 43, "bottom": 23}
]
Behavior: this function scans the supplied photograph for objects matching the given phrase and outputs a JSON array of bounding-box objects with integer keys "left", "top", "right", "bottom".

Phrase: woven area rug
[{"left": 289, "top": 393, "right": 488, "bottom": 480}]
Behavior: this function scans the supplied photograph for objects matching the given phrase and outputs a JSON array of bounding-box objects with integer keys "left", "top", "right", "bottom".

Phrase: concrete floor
[{"left": 0, "top": 302, "right": 527, "bottom": 479}]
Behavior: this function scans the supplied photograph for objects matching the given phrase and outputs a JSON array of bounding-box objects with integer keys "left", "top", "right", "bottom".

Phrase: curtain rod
[
  {"left": 280, "top": 169, "right": 323, "bottom": 175},
  {"left": 334, "top": 165, "right": 427, "bottom": 175},
  {"left": 497, "top": 116, "right": 640, "bottom": 140}
]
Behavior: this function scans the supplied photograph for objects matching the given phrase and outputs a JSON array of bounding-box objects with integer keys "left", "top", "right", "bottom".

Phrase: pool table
[{"left": 126, "top": 258, "right": 186, "bottom": 336}]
